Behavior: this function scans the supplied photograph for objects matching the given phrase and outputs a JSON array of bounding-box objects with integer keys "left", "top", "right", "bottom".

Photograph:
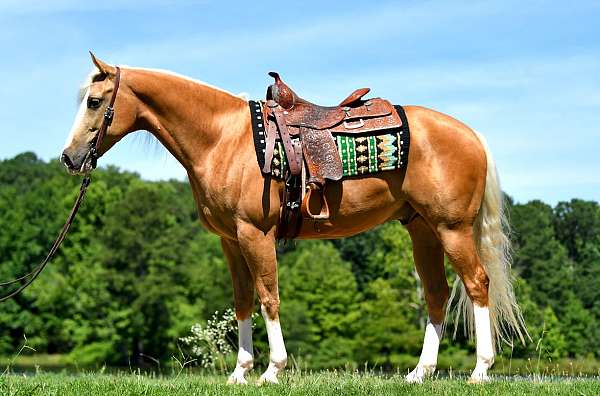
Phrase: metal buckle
[{"left": 104, "top": 106, "right": 114, "bottom": 124}]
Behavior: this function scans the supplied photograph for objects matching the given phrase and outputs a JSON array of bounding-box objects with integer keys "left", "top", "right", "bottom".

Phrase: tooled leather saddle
[{"left": 261, "top": 72, "right": 403, "bottom": 239}]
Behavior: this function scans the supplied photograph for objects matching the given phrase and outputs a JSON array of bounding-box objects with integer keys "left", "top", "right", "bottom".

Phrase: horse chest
[{"left": 189, "top": 176, "right": 238, "bottom": 239}]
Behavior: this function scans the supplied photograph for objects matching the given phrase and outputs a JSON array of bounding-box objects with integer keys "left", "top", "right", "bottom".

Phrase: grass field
[{"left": 1, "top": 372, "right": 600, "bottom": 396}]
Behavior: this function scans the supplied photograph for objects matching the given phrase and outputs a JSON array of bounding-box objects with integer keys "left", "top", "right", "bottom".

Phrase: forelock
[{"left": 77, "top": 69, "right": 107, "bottom": 103}]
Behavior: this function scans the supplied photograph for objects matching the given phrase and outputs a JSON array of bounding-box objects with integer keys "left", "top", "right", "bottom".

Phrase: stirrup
[{"left": 301, "top": 182, "right": 330, "bottom": 220}]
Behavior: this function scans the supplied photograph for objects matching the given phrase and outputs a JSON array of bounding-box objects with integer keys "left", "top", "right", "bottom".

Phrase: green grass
[
  {"left": 4, "top": 353, "right": 600, "bottom": 376},
  {"left": 1, "top": 372, "right": 600, "bottom": 396}
]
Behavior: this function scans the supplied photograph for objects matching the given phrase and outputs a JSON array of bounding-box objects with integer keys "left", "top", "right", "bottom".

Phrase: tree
[
  {"left": 354, "top": 278, "right": 422, "bottom": 367},
  {"left": 278, "top": 241, "right": 360, "bottom": 368},
  {"left": 509, "top": 200, "right": 573, "bottom": 313},
  {"left": 553, "top": 200, "right": 600, "bottom": 262}
]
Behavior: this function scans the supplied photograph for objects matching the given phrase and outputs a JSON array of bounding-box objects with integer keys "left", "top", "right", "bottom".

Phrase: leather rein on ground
[{"left": 0, "top": 67, "right": 121, "bottom": 302}]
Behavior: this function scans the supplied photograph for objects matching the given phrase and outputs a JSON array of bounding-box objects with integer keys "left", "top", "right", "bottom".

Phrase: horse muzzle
[{"left": 61, "top": 150, "right": 92, "bottom": 175}]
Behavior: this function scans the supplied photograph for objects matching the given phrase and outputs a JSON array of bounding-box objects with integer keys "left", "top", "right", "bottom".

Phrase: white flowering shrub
[{"left": 180, "top": 309, "right": 249, "bottom": 371}]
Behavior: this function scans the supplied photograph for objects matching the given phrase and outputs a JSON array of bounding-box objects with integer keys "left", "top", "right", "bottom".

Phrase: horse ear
[{"left": 89, "top": 51, "right": 115, "bottom": 75}]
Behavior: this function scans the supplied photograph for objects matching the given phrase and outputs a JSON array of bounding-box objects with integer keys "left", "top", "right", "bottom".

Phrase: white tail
[{"left": 448, "top": 131, "right": 528, "bottom": 347}]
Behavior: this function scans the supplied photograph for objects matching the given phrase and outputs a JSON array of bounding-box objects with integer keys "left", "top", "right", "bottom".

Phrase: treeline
[{"left": 0, "top": 152, "right": 598, "bottom": 369}]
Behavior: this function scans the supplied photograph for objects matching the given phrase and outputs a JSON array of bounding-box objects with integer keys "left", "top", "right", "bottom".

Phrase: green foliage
[
  {"left": 354, "top": 278, "right": 422, "bottom": 367},
  {"left": 509, "top": 200, "right": 573, "bottom": 313},
  {"left": 279, "top": 241, "right": 360, "bottom": 368},
  {"left": 0, "top": 153, "right": 599, "bottom": 370}
]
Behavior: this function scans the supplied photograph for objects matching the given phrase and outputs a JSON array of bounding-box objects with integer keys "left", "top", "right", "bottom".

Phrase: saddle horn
[{"left": 267, "top": 71, "right": 297, "bottom": 110}]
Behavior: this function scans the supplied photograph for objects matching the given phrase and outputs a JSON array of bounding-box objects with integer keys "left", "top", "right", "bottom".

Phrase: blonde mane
[
  {"left": 78, "top": 66, "right": 248, "bottom": 105},
  {"left": 131, "top": 67, "right": 246, "bottom": 102}
]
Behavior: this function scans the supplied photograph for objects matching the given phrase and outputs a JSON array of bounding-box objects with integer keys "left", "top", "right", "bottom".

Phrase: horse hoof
[
  {"left": 467, "top": 374, "right": 490, "bottom": 384},
  {"left": 405, "top": 373, "right": 424, "bottom": 384},
  {"left": 405, "top": 365, "right": 435, "bottom": 383},
  {"left": 257, "top": 372, "right": 279, "bottom": 385},
  {"left": 227, "top": 373, "right": 248, "bottom": 385}
]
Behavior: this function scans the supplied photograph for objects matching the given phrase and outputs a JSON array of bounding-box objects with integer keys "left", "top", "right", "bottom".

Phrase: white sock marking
[
  {"left": 237, "top": 318, "right": 253, "bottom": 366},
  {"left": 471, "top": 304, "right": 494, "bottom": 382},
  {"left": 419, "top": 321, "right": 443, "bottom": 367},
  {"left": 258, "top": 305, "right": 287, "bottom": 384},
  {"left": 228, "top": 318, "right": 253, "bottom": 385},
  {"left": 406, "top": 319, "right": 442, "bottom": 382}
]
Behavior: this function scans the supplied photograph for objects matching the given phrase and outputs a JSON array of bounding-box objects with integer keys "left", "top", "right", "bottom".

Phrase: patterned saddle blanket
[{"left": 251, "top": 102, "right": 410, "bottom": 180}]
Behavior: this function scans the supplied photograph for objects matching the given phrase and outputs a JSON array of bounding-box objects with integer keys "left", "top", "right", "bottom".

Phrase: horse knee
[{"left": 260, "top": 301, "right": 280, "bottom": 321}]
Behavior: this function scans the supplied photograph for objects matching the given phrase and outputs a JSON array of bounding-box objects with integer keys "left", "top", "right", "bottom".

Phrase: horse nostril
[{"left": 61, "top": 153, "right": 74, "bottom": 169}]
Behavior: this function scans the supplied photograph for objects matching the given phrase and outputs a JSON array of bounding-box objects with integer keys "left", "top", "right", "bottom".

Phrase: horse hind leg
[
  {"left": 404, "top": 216, "right": 449, "bottom": 383},
  {"left": 437, "top": 223, "right": 494, "bottom": 383}
]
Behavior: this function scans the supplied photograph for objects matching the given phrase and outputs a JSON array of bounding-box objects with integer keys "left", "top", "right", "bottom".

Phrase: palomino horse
[{"left": 62, "top": 54, "right": 526, "bottom": 384}]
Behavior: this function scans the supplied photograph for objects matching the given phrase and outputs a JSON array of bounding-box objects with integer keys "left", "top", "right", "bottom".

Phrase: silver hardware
[{"left": 343, "top": 119, "right": 365, "bottom": 129}]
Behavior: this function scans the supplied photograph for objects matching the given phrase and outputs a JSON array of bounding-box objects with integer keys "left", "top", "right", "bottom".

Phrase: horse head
[{"left": 61, "top": 52, "right": 138, "bottom": 174}]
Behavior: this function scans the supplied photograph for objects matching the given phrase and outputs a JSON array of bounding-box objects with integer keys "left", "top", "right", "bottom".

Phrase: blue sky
[{"left": 0, "top": 0, "right": 598, "bottom": 204}]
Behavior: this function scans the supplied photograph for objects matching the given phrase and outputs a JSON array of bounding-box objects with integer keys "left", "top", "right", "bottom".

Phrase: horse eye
[{"left": 87, "top": 97, "right": 102, "bottom": 109}]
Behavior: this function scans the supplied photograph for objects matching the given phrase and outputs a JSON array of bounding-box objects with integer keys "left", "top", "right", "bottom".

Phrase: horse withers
[{"left": 61, "top": 53, "right": 526, "bottom": 384}]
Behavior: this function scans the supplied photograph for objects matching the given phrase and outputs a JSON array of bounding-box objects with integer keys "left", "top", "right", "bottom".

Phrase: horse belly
[{"left": 297, "top": 173, "right": 406, "bottom": 239}]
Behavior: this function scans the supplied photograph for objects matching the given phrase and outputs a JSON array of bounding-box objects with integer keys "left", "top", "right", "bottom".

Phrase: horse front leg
[
  {"left": 221, "top": 238, "right": 256, "bottom": 384},
  {"left": 236, "top": 222, "right": 287, "bottom": 385}
]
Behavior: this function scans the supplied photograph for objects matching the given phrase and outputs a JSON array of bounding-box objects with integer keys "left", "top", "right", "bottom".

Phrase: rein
[{"left": 0, "top": 66, "right": 121, "bottom": 302}]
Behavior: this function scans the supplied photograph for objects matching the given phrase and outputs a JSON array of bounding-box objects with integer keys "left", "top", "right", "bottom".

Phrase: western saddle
[{"left": 263, "top": 72, "right": 402, "bottom": 238}]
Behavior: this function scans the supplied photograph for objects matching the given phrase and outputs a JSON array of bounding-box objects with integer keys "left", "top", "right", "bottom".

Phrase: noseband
[{"left": 0, "top": 66, "right": 122, "bottom": 302}]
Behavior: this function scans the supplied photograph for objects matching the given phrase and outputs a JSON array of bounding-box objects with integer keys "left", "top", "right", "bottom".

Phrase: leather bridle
[
  {"left": 89, "top": 66, "right": 121, "bottom": 170},
  {"left": 0, "top": 66, "right": 122, "bottom": 302}
]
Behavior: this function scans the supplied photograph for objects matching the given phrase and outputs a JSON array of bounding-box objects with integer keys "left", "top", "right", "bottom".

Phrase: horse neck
[{"left": 127, "top": 68, "right": 249, "bottom": 172}]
